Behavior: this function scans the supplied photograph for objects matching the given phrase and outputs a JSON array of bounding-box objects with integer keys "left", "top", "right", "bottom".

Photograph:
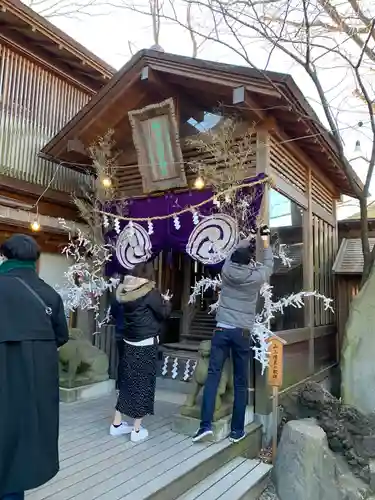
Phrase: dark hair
[
  {"left": 131, "top": 262, "right": 155, "bottom": 281},
  {"left": 0, "top": 234, "right": 41, "bottom": 262},
  {"left": 230, "top": 245, "right": 255, "bottom": 266}
]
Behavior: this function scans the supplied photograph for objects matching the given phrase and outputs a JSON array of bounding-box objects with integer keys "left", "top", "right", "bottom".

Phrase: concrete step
[
  {"left": 177, "top": 457, "right": 272, "bottom": 500},
  {"left": 135, "top": 422, "right": 263, "bottom": 500}
]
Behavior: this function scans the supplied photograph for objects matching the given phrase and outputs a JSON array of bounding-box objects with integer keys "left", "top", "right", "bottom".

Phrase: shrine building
[{"left": 40, "top": 49, "right": 362, "bottom": 417}]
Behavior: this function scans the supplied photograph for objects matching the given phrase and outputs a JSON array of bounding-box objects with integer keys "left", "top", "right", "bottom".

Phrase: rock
[
  {"left": 342, "top": 263, "right": 375, "bottom": 414},
  {"left": 274, "top": 419, "right": 371, "bottom": 500}
]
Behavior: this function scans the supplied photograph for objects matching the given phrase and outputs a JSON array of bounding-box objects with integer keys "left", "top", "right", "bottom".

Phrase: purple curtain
[{"left": 104, "top": 173, "right": 267, "bottom": 275}]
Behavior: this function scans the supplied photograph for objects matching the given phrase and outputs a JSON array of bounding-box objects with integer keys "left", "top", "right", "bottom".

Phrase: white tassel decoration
[
  {"left": 147, "top": 220, "right": 154, "bottom": 235},
  {"left": 114, "top": 218, "right": 121, "bottom": 234},
  {"left": 173, "top": 215, "right": 181, "bottom": 230}
]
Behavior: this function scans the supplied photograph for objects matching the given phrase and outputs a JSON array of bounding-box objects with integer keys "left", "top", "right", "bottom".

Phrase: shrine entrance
[{"left": 152, "top": 250, "right": 218, "bottom": 347}]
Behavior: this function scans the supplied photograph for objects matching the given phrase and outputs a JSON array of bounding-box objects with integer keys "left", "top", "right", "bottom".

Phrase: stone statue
[
  {"left": 180, "top": 340, "right": 234, "bottom": 421},
  {"left": 59, "top": 328, "right": 109, "bottom": 388}
]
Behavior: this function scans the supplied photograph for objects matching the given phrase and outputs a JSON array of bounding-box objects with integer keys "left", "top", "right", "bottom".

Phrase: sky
[{"left": 26, "top": 0, "right": 373, "bottom": 220}]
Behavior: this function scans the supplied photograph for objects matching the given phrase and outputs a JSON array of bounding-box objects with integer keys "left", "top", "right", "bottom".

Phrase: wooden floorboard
[{"left": 27, "top": 394, "right": 214, "bottom": 500}]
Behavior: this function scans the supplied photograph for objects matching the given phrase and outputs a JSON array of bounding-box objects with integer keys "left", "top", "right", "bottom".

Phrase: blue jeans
[
  {"left": 1, "top": 494, "right": 24, "bottom": 500},
  {"left": 200, "top": 327, "right": 250, "bottom": 434}
]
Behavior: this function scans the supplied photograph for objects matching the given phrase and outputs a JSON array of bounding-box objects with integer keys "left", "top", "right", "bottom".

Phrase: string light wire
[{"left": 96, "top": 176, "right": 271, "bottom": 223}]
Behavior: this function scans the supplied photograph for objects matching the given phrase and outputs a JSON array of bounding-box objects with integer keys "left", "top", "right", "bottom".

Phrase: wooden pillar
[
  {"left": 254, "top": 128, "right": 272, "bottom": 418},
  {"left": 304, "top": 166, "right": 314, "bottom": 374},
  {"left": 180, "top": 255, "right": 192, "bottom": 339}
]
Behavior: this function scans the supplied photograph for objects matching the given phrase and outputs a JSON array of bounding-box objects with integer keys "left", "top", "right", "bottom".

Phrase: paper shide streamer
[
  {"left": 189, "top": 270, "right": 334, "bottom": 374},
  {"left": 56, "top": 219, "right": 119, "bottom": 331}
]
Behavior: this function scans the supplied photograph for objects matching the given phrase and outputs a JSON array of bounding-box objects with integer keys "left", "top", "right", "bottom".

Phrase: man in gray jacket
[{"left": 193, "top": 225, "right": 273, "bottom": 443}]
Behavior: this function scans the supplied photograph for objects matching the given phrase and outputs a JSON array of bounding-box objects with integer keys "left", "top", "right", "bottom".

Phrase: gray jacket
[{"left": 215, "top": 243, "right": 274, "bottom": 330}]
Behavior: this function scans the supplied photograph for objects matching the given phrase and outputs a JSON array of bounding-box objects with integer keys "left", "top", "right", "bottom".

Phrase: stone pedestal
[
  {"left": 172, "top": 406, "right": 254, "bottom": 442},
  {"left": 60, "top": 379, "right": 115, "bottom": 403}
]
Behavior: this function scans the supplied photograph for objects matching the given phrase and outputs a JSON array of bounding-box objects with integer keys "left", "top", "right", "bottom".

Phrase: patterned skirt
[{"left": 116, "top": 342, "right": 158, "bottom": 419}]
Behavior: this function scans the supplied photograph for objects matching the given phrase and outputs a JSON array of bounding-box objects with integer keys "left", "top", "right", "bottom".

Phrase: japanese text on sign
[{"left": 267, "top": 338, "right": 284, "bottom": 387}]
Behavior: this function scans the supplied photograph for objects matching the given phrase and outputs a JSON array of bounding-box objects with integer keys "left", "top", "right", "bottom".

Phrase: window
[
  {"left": 269, "top": 189, "right": 304, "bottom": 331},
  {"left": 187, "top": 112, "right": 223, "bottom": 132}
]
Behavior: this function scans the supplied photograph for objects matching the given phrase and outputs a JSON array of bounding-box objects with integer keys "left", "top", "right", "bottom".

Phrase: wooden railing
[{"left": 0, "top": 43, "right": 92, "bottom": 193}]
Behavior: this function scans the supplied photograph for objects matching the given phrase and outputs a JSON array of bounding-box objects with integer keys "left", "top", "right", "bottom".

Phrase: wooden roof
[
  {"left": 0, "top": 0, "right": 114, "bottom": 92},
  {"left": 333, "top": 238, "right": 375, "bottom": 274},
  {"left": 40, "top": 49, "right": 362, "bottom": 197}
]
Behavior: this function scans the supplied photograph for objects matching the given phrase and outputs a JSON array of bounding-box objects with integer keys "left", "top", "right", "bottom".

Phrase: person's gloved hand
[{"left": 259, "top": 225, "right": 271, "bottom": 240}]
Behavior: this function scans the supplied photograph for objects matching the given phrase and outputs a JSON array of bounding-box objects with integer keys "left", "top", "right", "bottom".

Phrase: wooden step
[
  {"left": 162, "top": 342, "right": 200, "bottom": 353},
  {"left": 177, "top": 457, "right": 272, "bottom": 500},
  {"left": 132, "top": 422, "right": 263, "bottom": 500}
]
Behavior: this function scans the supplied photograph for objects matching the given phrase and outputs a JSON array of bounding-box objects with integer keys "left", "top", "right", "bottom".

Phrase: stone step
[
  {"left": 134, "top": 422, "right": 263, "bottom": 500},
  {"left": 177, "top": 457, "right": 272, "bottom": 500}
]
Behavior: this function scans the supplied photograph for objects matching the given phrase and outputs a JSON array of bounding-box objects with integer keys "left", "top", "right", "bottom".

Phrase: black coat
[
  {"left": 0, "top": 268, "right": 69, "bottom": 496},
  {"left": 120, "top": 287, "right": 171, "bottom": 342}
]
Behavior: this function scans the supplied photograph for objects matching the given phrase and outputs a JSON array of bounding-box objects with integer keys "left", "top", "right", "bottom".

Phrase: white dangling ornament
[
  {"left": 114, "top": 218, "right": 121, "bottom": 234},
  {"left": 225, "top": 194, "right": 231, "bottom": 204},
  {"left": 147, "top": 220, "right": 154, "bottom": 235},
  {"left": 192, "top": 209, "right": 199, "bottom": 226},
  {"left": 173, "top": 214, "right": 181, "bottom": 230},
  {"left": 102, "top": 215, "right": 109, "bottom": 229},
  {"left": 213, "top": 197, "right": 220, "bottom": 208}
]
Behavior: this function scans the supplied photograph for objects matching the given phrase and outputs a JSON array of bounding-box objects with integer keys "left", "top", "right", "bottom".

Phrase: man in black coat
[{"left": 0, "top": 234, "right": 69, "bottom": 500}]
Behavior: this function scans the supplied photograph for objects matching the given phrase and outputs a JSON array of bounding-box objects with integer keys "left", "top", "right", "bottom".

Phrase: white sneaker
[
  {"left": 131, "top": 427, "right": 149, "bottom": 442},
  {"left": 110, "top": 421, "right": 133, "bottom": 436}
]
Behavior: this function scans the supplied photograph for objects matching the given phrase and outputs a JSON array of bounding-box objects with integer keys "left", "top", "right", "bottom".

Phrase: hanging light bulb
[
  {"left": 30, "top": 219, "right": 41, "bottom": 232},
  {"left": 194, "top": 176, "right": 205, "bottom": 190},
  {"left": 101, "top": 176, "right": 112, "bottom": 188},
  {"left": 354, "top": 140, "right": 362, "bottom": 153}
]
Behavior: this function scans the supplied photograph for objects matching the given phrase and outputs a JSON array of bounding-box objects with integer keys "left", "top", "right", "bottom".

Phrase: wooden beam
[
  {"left": 255, "top": 129, "right": 272, "bottom": 416},
  {"left": 140, "top": 65, "right": 204, "bottom": 123},
  {"left": 303, "top": 166, "right": 315, "bottom": 374},
  {"left": 146, "top": 61, "right": 281, "bottom": 98},
  {"left": 233, "top": 86, "right": 267, "bottom": 122}
]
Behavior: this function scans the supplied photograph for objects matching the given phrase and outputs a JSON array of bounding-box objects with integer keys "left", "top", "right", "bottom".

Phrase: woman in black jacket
[
  {"left": 110, "top": 262, "right": 171, "bottom": 442},
  {"left": 0, "top": 235, "right": 69, "bottom": 500}
]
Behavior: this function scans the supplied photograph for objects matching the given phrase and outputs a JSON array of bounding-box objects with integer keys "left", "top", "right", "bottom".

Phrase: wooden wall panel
[
  {"left": 311, "top": 171, "right": 334, "bottom": 214},
  {"left": 312, "top": 214, "right": 336, "bottom": 326},
  {"left": 269, "top": 137, "right": 307, "bottom": 194},
  {"left": 0, "top": 43, "right": 92, "bottom": 193},
  {"left": 115, "top": 132, "right": 257, "bottom": 197}
]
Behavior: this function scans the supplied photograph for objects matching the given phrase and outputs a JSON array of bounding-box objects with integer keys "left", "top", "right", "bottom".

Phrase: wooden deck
[{"left": 27, "top": 390, "right": 265, "bottom": 500}]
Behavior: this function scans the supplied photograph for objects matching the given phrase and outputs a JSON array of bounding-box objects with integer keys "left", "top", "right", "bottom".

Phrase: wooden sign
[
  {"left": 268, "top": 337, "right": 284, "bottom": 387},
  {"left": 128, "top": 98, "right": 187, "bottom": 194}
]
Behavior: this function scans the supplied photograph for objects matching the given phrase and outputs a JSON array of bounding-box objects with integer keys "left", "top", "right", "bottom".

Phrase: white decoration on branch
[
  {"left": 189, "top": 275, "right": 334, "bottom": 375},
  {"left": 189, "top": 275, "right": 222, "bottom": 305},
  {"left": 103, "top": 215, "right": 110, "bottom": 229},
  {"left": 56, "top": 219, "right": 119, "bottom": 331},
  {"left": 173, "top": 214, "right": 181, "bottom": 230},
  {"left": 161, "top": 289, "right": 173, "bottom": 302},
  {"left": 252, "top": 284, "right": 334, "bottom": 374}
]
